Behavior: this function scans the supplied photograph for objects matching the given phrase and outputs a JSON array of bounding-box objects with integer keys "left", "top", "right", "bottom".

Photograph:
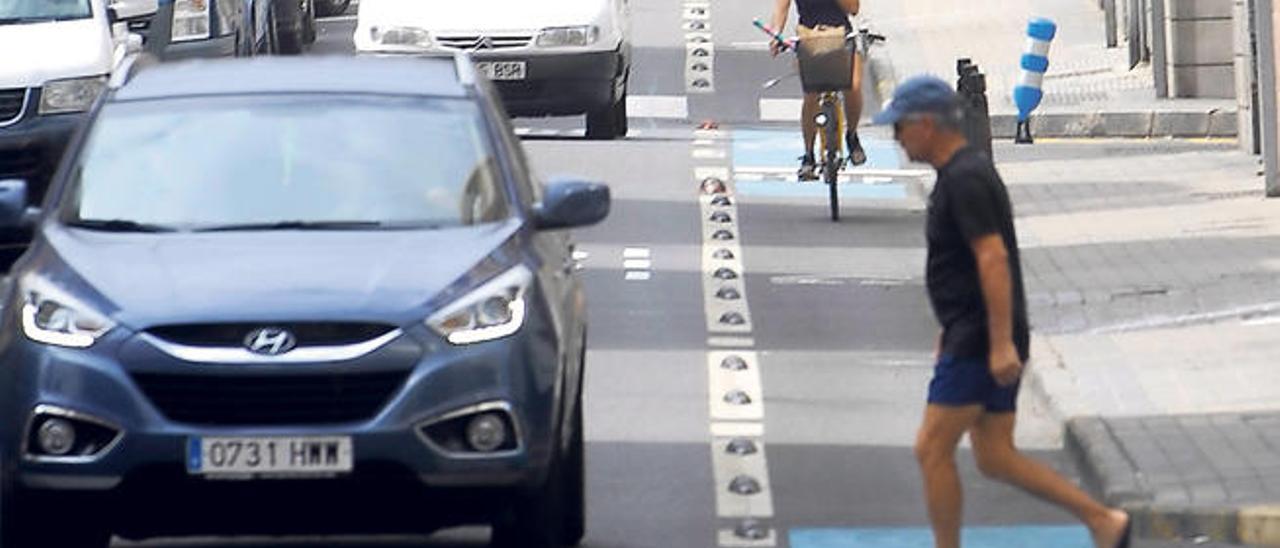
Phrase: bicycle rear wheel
[{"left": 820, "top": 97, "right": 841, "bottom": 221}]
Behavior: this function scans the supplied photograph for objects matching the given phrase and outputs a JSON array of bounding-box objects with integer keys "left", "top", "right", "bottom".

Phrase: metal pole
[
  {"left": 1151, "top": 0, "right": 1169, "bottom": 98},
  {"left": 1105, "top": 0, "right": 1119, "bottom": 48},
  {"left": 1258, "top": 0, "right": 1280, "bottom": 197}
]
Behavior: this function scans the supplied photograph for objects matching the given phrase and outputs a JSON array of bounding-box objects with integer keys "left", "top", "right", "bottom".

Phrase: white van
[
  {"left": 0, "top": 0, "right": 148, "bottom": 207},
  {"left": 354, "top": 0, "right": 632, "bottom": 139}
]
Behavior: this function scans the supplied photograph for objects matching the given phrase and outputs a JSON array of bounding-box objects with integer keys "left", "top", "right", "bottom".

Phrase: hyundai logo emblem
[{"left": 243, "top": 327, "right": 298, "bottom": 356}]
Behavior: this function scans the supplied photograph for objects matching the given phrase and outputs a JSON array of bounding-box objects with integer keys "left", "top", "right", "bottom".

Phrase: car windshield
[
  {"left": 0, "top": 0, "right": 93, "bottom": 23},
  {"left": 60, "top": 95, "right": 509, "bottom": 231}
]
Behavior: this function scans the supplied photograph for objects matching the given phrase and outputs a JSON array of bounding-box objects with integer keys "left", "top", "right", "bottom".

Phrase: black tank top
[{"left": 796, "top": 0, "right": 849, "bottom": 28}]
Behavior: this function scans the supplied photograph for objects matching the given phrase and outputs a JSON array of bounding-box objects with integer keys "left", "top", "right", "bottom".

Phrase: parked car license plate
[
  {"left": 475, "top": 61, "right": 527, "bottom": 81},
  {"left": 187, "top": 436, "right": 353, "bottom": 476}
]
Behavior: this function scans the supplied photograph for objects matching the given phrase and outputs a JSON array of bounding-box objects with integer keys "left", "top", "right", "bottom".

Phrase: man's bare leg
[
  {"left": 969, "top": 412, "right": 1131, "bottom": 548},
  {"left": 915, "top": 403, "right": 985, "bottom": 548}
]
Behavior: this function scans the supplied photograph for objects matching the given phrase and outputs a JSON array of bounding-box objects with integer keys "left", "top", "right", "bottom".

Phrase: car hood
[
  {"left": 38, "top": 219, "right": 526, "bottom": 328},
  {"left": 0, "top": 18, "right": 113, "bottom": 88},
  {"left": 358, "top": 0, "right": 604, "bottom": 31}
]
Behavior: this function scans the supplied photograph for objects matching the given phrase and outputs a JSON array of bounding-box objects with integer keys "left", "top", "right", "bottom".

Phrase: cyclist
[{"left": 768, "top": 0, "right": 867, "bottom": 181}]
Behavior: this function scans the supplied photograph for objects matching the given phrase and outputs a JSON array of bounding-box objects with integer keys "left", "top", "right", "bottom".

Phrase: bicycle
[{"left": 754, "top": 18, "right": 884, "bottom": 222}]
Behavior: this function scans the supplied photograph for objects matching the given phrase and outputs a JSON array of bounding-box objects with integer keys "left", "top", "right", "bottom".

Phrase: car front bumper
[
  {"left": 0, "top": 318, "right": 564, "bottom": 536},
  {"left": 481, "top": 49, "right": 626, "bottom": 117}
]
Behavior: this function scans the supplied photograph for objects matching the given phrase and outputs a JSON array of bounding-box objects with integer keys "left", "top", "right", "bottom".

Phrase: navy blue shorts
[{"left": 927, "top": 354, "right": 1020, "bottom": 412}]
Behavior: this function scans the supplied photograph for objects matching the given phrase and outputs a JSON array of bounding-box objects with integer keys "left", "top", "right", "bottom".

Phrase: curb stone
[
  {"left": 1055, "top": 410, "right": 1280, "bottom": 545},
  {"left": 989, "top": 110, "right": 1237, "bottom": 139},
  {"left": 1026, "top": 337, "right": 1280, "bottom": 544},
  {"left": 864, "top": 47, "right": 1238, "bottom": 139}
]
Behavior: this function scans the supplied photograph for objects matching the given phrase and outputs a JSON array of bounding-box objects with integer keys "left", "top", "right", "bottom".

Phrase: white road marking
[
  {"left": 759, "top": 98, "right": 804, "bottom": 122},
  {"left": 683, "top": 0, "right": 714, "bottom": 93},
  {"left": 693, "top": 134, "right": 776, "bottom": 545},
  {"left": 622, "top": 247, "right": 651, "bottom": 259},
  {"left": 627, "top": 95, "right": 689, "bottom": 119},
  {"left": 1243, "top": 314, "right": 1280, "bottom": 327},
  {"left": 718, "top": 528, "right": 778, "bottom": 547},
  {"left": 711, "top": 421, "right": 766, "bottom": 437},
  {"left": 708, "top": 336, "right": 757, "bottom": 348},
  {"left": 708, "top": 351, "right": 764, "bottom": 421},
  {"left": 727, "top": 41, "right": 772, "bottom": 51},
  {"left": 622, "top": 247, "right": 652, "bottom": 281},
  {"left": 711, "top": 436, "right": 774, "bottom": 517}
]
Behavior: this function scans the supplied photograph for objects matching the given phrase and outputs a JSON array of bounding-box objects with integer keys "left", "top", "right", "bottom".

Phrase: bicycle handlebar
[{"left": 752, "top": 18, "right": 882, "bottom": 53}]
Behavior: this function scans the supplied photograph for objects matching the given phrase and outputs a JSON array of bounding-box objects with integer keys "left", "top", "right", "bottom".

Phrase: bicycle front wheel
[{"left": 821, "top": 97, "right": 841, "bottom": 221}]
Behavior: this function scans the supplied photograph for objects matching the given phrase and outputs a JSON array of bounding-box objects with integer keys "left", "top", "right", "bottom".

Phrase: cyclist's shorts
[{"left": 926, "top": 354, "right": 1019, "bottom": 412}]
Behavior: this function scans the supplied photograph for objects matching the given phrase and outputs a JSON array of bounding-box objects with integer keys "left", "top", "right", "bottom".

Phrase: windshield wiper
[
  {"left": 195, "top": 220, "right": 388, "bottom": 232},
  {"left": 64, "top": 219, "right": 179, "bottom": 233}
]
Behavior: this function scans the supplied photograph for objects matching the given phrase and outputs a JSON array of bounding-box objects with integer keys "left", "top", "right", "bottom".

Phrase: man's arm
[
  {"left": 971, "top": 233, "right": 1021, "bottom": 385},
  {"left": 972, "top": 234, "right": 1012, "bottom": 348},
  {"left": 838, "top": 0, "right": 859, "bottom": 15}
]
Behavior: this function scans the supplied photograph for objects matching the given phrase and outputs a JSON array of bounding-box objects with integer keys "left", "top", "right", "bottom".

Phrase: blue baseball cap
[{"left": 872, "top": 75, "right": 959, "bottom": 125}]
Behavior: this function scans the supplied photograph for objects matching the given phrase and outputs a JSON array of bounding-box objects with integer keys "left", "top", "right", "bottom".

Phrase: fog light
[
  {"left": 465, "top": 413, "right": 508, "bottom": 453},
  {"left": 38, "top": 418, "right": 76, "bottom": 456}
]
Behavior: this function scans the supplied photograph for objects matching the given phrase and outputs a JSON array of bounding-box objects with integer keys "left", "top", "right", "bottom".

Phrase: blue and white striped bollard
[{"left": 1013, "top": 17, "right": 1056, "bottom": 144}]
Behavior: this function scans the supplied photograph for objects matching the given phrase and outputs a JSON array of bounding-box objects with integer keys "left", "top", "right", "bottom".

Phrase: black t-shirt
[
  {"left": 796, "top": 0, "right": 850, "bottom": 28},
  {"left": 925, "top": 146, "right": 1030, "bottom": 362}
]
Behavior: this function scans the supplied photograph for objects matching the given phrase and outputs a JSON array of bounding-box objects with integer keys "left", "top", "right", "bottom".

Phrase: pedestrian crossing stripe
[{"left": 790, "top": 525, "right": 1092, "bottom": 548}]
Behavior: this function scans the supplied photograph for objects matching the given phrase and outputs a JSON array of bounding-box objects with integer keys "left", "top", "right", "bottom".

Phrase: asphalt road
[{"left": 117, "top": 4, "right": 1239, "bottom": 548}]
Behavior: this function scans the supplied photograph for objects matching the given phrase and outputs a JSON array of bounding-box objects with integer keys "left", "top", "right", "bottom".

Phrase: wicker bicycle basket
[{"left": 796, "top": 32, "right": 853, "bottom": 93}]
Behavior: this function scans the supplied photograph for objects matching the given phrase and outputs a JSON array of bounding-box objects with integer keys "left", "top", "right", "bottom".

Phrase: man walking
[{"left": 873, "top": 75, "right": 1132, "bottom": 548}]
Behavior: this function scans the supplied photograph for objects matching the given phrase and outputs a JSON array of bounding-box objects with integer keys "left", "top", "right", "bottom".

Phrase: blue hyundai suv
[{"left": 0, "top": 54, "right": 607, "bottom": 547}]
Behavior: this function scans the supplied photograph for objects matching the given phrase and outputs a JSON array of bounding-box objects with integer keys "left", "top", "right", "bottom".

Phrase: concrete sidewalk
[
  {"left": 981, "top": 138, "right": 1280, "bottom": 544},
  {"left": 862, "top": 0, "right": 1236, "bottom": 138}
]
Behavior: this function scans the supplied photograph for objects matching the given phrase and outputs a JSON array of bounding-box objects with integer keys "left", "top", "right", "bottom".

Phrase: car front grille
[
  {"left": 146, "top": 322, "right": 396, "bottom": 348},
  {"left": 492, "top": 80, "right": 546, "bottom": 100},
  {"left": 133, "top": 370, "right": 408, "bottom": 425},
  {"left": 436, "top": 33, "right": 534, "bottom": 51},
  {"left": 0, "top": 88, "right": 27, "bottom": 126},
  {"left": 0, "top": 145, "right": 41, "bottom": 180}
]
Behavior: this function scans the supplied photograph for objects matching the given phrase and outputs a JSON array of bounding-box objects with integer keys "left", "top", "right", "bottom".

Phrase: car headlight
[
  {"left": 171, "top": 0, "right": 211, "bottom": 42},
  {"left": 427, "top": 265, "right": 532, "bottom": 345},
  {"left": 536, "top": 26, "right": 599, "bottom": 47},
  {"left": 369, "top": 25, "right": 434, "bottom": 49},
  {"left": 19, "top": 277, "right": 114, "bottom": 349},
  {"left": 38, "top": 76, "right": 107, "bottom": 115}
]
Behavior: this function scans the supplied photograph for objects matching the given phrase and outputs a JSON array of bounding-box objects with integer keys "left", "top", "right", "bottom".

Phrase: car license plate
[
  {"left": 475, "top": 61, "right": 527, "bottom": 81},
  {"left": 187, "top": 436, "right": 353, "bottom": 477}
]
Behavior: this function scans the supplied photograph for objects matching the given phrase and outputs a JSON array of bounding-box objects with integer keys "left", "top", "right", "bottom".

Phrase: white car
[
  {"left": 0, "top": 0, "right": 146, "bottom": 212},
  {"left": 354, "top": 0, "right": 631, "bottom": 139}
]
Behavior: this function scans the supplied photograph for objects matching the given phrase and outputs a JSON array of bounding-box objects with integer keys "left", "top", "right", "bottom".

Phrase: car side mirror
[
  {"left": 0, "top": 180, "right": 33, "bottom": 231},
  {"left": 534, "top": 179, "right": 610, "bottom": 230},
  {"left": 107, "top": 6, "right": 120, "bottom": 23}
]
